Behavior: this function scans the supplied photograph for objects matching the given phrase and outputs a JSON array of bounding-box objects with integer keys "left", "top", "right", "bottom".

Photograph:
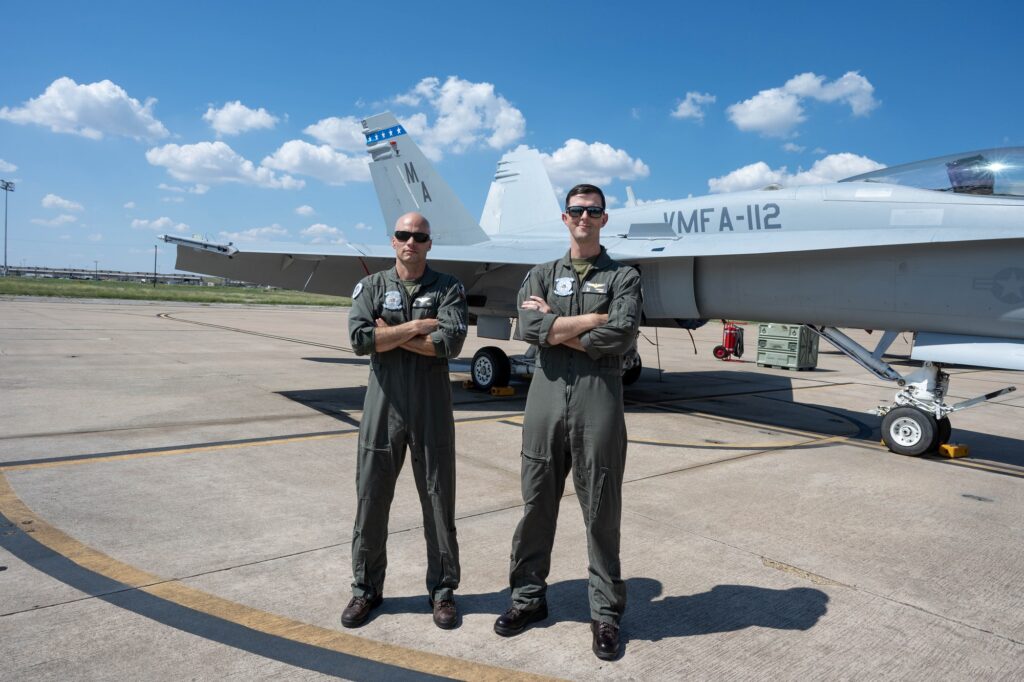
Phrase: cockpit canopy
[{"left": 842, "top": 147, "right": 1024, "bottom": 198}]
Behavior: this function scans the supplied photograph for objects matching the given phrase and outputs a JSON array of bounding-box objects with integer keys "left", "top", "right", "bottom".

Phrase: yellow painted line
[
  {"left": 1, "top": 414, "right": 526, "bottom": 474},
  {"left": 0, "top": 432, "right": 356, "bottom": 473},
  {"left": 0, "top": 473, "right": 559, "bottom": 681},
  {"left": 629, "top": 434, "right": 850, "bottom": 451},
  {"left": 935, "top": 459, "right": 1024, "bottom": 478}
]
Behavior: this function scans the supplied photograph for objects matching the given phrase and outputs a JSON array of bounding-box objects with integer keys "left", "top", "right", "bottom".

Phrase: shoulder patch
[{"left": 352, "top": 282, "right": 363, "bottom": 299}]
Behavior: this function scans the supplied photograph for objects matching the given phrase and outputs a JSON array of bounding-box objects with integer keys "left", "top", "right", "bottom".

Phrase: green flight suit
[
  {"left": 509, "top": 247, "right": 642, "bottom": 625},
  {"left": 348, "top": 265, "right": 468, "bottom": 602}
]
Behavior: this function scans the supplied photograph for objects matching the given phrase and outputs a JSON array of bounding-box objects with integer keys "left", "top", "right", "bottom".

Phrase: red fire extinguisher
[{"left": 713, "top": 320, "right": 744, "bottom": 360}]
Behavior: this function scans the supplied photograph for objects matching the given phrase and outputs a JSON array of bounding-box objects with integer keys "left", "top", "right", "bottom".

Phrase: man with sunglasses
[
  {"left": 494, "top": 184, "right": 641, "bottom": 661},
  {"left": 344, "top": 211, "right": 468, "bottom": 630}
]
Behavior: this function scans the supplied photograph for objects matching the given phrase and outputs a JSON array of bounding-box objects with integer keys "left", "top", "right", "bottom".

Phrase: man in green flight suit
[
  {"left": 494, "top": 184, "right": 642, "bottom": 661},
  {"left": 342, "top": 211, "right": 468, "bottom": 630}
]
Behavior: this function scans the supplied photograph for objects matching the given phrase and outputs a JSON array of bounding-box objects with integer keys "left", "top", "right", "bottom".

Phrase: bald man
[{"left": 343, "top": 212, "right": 468, "bottom": 630}]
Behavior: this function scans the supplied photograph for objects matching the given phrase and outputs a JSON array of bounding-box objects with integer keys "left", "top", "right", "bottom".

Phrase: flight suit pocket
[
  {"left": 589, "top": 467, "right": 608, "bottom": 523},
  {"left": 355, "top": 445, "right": 393, "bottom": 499},
  {"left": 582, "top": 290, "right": 611, "bottom": 314}
]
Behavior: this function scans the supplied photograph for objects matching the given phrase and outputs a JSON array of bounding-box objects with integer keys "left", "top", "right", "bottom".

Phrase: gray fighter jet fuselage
[{"left": 164, "top": 112, "right": 1024, "bottom": 455}]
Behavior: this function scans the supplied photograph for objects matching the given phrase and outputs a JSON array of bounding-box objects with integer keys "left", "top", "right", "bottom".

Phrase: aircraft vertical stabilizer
[
  {"left": 362, "top": 112, "right": 489, "bottom": 245},
  {"left": 480, "top": 147, "right": 562, "bottom": 236}
]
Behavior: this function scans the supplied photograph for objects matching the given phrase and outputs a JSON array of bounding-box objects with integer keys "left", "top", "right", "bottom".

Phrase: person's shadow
[{"left": 372, "top": 577, "right": 828, "bottom": 653}]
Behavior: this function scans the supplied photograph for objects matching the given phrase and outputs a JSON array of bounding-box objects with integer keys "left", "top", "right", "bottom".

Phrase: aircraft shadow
[
  {"left": 373, "top": 577, "right": 828, "bottom": 649},
  {"left": 278, "top": 368, "right": 1023, "bottom": 466}
]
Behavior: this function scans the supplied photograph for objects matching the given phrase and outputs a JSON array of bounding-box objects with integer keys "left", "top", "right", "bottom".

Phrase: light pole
[
  {"left": 94, "top": 260, "right": 98, "bottom": 279},
  {"left": 1, "top": 180, "right": 14, "bottom": 277}
]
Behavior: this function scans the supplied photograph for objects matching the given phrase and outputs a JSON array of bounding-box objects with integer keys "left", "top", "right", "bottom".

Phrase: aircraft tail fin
[
  {"left": 363, "top": 112, "right": 489, "bottom": 245},
  {"left": 480, "top": 147, "right": 562, "bottom": 236}
]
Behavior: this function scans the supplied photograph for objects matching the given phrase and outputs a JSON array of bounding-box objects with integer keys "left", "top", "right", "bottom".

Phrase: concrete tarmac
[{"left": 1, "top": 297, "right": 1022, "bottom": 680}]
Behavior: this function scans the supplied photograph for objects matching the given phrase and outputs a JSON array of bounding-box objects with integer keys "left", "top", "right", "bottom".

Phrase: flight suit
[
  {"left": 348, "top": 265, "right": 467, "bottom": 603},
  {"left": 509, "top": 247, "right": 642, "bottom": 625}
]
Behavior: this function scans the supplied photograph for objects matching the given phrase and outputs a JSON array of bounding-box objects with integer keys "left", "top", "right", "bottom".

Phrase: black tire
[
  {"left": 734, "top": 329, "right": 745, "bottom": 358},
  {"left": 471, "top": 346, "right": 511, "bottom": 390},
  {"left": 713, "top": 345, "right": 728, "bottom": 360},
  {"left": 881, "top": 406, "right": 937, "bottom": 456},
  {"left": 622, "top": 355, "right": 642, "bottom": 385},
  {"left": 936, "top": 417, "right": 952, "bottom": 446}
]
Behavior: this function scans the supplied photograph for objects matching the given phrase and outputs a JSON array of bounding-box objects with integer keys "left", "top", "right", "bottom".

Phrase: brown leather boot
[{"left": 341, "top": 594, "right": 382, "bottom": 628}]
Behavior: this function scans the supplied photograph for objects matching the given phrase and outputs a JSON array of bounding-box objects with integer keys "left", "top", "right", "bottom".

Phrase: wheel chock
[
  {"left": 461, "top": 380, "right": 476, "bottom": 389},
  {"left": 937, "top": 443, "right": 970, "bottom": 458},
  {"left": 490, "top": 386, "right": 516, "bottom": 397}
]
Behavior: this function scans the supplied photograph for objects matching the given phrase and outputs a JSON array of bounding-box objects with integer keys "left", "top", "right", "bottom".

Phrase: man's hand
[{"left": 520, "top": 295, "right": 551, "bottom": 314}]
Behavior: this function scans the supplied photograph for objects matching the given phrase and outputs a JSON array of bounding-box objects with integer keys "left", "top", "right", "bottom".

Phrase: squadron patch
[
  {"left": 554, "top": 277, "right": 574, "bottom": 296},
  {"left": 383, "top": 290, "right": 403, "bottom": 310},
  {"left": 351, "top": 282, "right": 363, "bottom": 299}
]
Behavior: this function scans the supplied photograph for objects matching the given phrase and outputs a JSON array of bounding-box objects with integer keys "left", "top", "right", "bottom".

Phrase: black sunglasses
[
  {"left": 565, "top": 206, "right": 605, "bottom": 219},
  {"left": 394, "top": 230, "right": 431, "bottom": 243}
]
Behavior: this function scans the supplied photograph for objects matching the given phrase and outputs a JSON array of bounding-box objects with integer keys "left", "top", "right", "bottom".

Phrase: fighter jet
[{"left": 163, "top": 112, "right": 1024, "bottom": 456}]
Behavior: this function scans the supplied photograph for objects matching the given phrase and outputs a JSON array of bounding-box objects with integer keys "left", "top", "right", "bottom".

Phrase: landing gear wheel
[
  {"left": 471, "top": 346, "right": 511, "bottom": 391},
  {"left": 881, "top": 406, "right": 937, "bottom": 456},
  {"left": 936, "top": 417, "right": 952, "bottom": 447},
  {"left": 623, "top": 355, "right": 642, "bottom": 386},
  {"left": 712, "top": 345, "right": 728, "bottom": 360}
]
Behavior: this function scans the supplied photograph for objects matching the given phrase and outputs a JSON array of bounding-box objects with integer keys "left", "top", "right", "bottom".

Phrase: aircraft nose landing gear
[
  {"left": 881, "top": 406, "right": 939, "bottom": 456},
  {"left": 805, "top": 327, "right": 1016, "bottom": 456}
]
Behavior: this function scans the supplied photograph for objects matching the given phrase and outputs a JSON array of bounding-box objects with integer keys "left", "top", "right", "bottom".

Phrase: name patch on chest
[
  {"left": 383, "top": 290, "right": 403, "bottom": 310},
  {"left": 554, "top": 277, "right": 574, "bottom": 296},
  {"left": 582, "top": 281, "right": 608, "bottom": 294}
]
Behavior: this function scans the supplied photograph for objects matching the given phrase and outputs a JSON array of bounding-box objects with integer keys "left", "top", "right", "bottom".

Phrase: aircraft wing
[{"left": 163, "top": 235, "right": 564, "bottom": 302}]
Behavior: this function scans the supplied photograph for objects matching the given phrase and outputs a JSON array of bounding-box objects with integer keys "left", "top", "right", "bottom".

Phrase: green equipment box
[{"left": 756, "top": 323, "right": 819, "bottom": 370}]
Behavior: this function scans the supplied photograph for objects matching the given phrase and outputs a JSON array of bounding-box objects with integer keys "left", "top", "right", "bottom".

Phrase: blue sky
[{"left": 1, "top": 0, "right": 1021, "bottom": 272}]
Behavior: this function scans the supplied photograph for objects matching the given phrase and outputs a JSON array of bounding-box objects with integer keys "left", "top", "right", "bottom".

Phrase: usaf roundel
[
  {"left": 351, "top": 282, "right": 363, "bottom": 299},
  {"left": 554, "top": 277, "right": 574, "bottom": 296},
  {"left": 384, "top": 290, "right": 403, "bottom": 310}
]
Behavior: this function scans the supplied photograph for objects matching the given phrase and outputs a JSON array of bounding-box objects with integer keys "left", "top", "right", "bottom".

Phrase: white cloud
[
  {"left": 0, "top": 77, "right": 169, "bottom": 140},
  {"left": 783, "top": 71, "right": 878, "bottom": 116},
  {"left": 392, "top": 76, "right": 526, "bottom": 160},
  {"left": 203, "top": 101, "right": 279, "bottom": 136},
  {"left": 782, "top": 142, "right": 806, "bottom": 153},
  {"left": 295, "top": 205, "right": 315, "bottom": 217},
  {"left": 301, "top": 222, "right": 347, "bottom": 244},
  {"left": 353, "top": 222, "right": 372, "bottom": 230},
  {"left": 526, "top": 140, "right": 650, "bottom": 189},
  {"left": 123, "top": 201, "right": 136, "bottom": 209},
  {"left": 728, "top": 89, "right": 805, "bottom": 137},
  {"left": 0, "top": 159, "right": 16, "bottom": 173},
  {"left": 218, "top": 224, "right": 289, "bottom": 242},
  {"left": 162, "top": 196, "right": 185, "bottom": 203},
  {"left": 31, "top": 214, "right": 77, "bottom": 226},
  {"left": 158, "top": 182, "right": 209, "bottom": 194},
  {"left": 671, "top": 92, "right": 716, "bottom": 121},
  {"left": 87, "top": 233, "right": 102, "bottom": 242},
  {"left": 262, "top": 140, "right": 369, "bottom": 185},
  {"left": 304, "top": 115, "right": 366, "bottom": 153},
  {"left": 708, "top": 152, "right": 884, "bottom": 193},
  {"left": 146, "top": 141, "right": 304, "bottom": 189},
  {"left": 131, "top": 216, "right": 189, "bottom": 233},
  {"left": 42, "top": 193, "right": 83, "bottom": 211},
  {"left": 727, "top": 71, "right": 879, "bottom": 137}
]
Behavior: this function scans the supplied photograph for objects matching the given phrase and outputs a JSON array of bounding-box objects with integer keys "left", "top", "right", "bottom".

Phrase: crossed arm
[
  {"left": 374, "top": 318, "right": 439, "bottom": 356},
  {"left": 520, "top": 295, "right": 607, "bottom": 352}
]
